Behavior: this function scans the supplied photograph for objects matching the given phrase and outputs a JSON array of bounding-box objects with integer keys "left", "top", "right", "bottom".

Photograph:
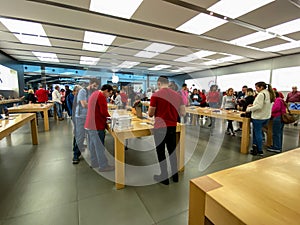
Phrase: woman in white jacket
[{"left": 246, "top": 82, "right": 275, "bottom": 156}]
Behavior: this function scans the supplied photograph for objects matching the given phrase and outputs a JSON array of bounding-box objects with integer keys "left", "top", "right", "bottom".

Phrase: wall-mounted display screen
[
  {"left": 272, "top": 66, "right": 300, "bottom": 91},
  {"left": 185, "top": 76, "right": 216, "bottom": 92},
  {"left": 0, "top": 64, "right": 19, "bottom": 94},
  {"left": 216, "top": 70, "right": 270, "bottom": 92}
]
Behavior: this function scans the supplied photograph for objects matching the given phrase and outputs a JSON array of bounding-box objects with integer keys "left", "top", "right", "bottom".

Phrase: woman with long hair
[
  {"left": 221, "top": 88, "right": 236, "bottom": 136},
  {"left": 246, "top": 81, "right": 275, "bottom": 156}
]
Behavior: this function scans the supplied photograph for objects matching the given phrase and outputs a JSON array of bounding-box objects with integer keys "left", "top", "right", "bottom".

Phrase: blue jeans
[
  {"left": 54, "top": 102, "right": 62, "bottom": 118},
  {"left": 86, "top": 130, "right": 108, "bottom": 169},
  {"left": 252, "top": 118, "right": 269, "bottom": 152},
  {"left": 272, "top": 116, "right": 284, "bottom": 150},
  {"left": 72, "top": 136, "right": 80, "bottom": 160},
  {"left": 75, "top": 117, "right": 86, "bottom": 152}
]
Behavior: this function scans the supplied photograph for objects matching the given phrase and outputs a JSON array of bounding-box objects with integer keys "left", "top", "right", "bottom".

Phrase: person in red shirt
[
  {"left": 35, "top": 85, "right": 50, "bottom": 118},
  {"left": 148, "top": 76, "right": 186, "bottom": 185},
  {"left": 35, "top": 85, "right": 49, "bottom": 103},
  {"left": 84, "top": 84, "right": 114, "bottom": 172},
  {"left": 120, "top": 90, "right": 128, "bottom": 109}
]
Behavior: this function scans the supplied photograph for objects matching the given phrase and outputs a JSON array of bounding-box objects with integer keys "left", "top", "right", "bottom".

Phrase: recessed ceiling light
[
  {"left": 89, "top": 0, "right": 143, "bottom": 19},
  {"left": 80, "top": 56, "right": 100, "bottom": 65},
  {"left": 135, "top": 43, "right": 174, "bottom": 58},
  {"left": 117, "top": 61, "right": 140, "bottom": 68},
  {"left": 204, "top": 55, "right": 243, "bottom": 65},
  {"left": 176, "top": 13, "right": 227, "bottom": 35},
  {"left": 148, "top": 65, "right": 171, "bottom": 71},
  {"left": 82, "top": 31, "right": 116, "bottom": 52},
  {"left": 262, "top": 41, "right": 300, "bottom": 52},
  {"left": 267, "top": 18, "right": 300, "bottom": 35},
  {"left": 208, "top": 0, "right": 275, "bottom": 19},
  {"left": 174, "top": 50, "right": 216, "bottom": 62},
  {"left": 32, "top": 52, "right": 59, "bottom": 62},
  {"left": 230, "top": 31, "right": 275, "bottom": 46},
  {"left": 0, "top": 18, "right": 51, "bottom": 46}
]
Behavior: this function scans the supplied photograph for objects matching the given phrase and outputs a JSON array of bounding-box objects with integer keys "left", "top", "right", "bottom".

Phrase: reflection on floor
[{"left": 0, "top": 116, "right": 299, "bottom": 225}]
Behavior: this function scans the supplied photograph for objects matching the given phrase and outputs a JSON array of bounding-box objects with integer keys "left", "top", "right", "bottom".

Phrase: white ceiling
[{"left": 0, "top": 0, "right": 299, "bottom": 76}]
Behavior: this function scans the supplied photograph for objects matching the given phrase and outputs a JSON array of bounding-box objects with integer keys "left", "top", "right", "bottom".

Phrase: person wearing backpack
[{"left": 73, "top": 78, "right": 100, "bottom": 164}]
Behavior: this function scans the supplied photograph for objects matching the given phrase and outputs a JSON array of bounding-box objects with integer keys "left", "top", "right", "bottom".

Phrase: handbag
[{"left": 281, "top": 101, "right": 298, "bottom": 124}]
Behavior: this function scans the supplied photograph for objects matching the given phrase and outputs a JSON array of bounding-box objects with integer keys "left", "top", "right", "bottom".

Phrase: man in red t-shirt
[
  {"left": 148, "top": 76, "right": 186, "bottom": 185},
  {"left": 84, "top": 84, "right": 114, "bottom": 172},
  {"left": 35, "top": 85, "right": 49, "bottom": 103}
]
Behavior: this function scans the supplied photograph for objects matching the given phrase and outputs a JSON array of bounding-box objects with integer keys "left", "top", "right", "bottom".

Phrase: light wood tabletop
[
  {"left": 186, "top": 107, "right": 250, "bottom": 153},
  {"left": 108, "top": 116, "right": 185, "bottom": 190},
  {"left": 189, "top": 148, "right": 300, "bottom": 225},
  {"left": 8, "top": 103, "right": 54, "bottom": 131},
  {"left": 0, "top": 113, "right": 38, "bottom": 145}
]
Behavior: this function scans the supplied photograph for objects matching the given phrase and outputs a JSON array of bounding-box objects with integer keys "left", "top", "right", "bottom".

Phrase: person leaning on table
[
  {"left": 148, "top": 76, "right": 186, "bottom": 185},
  {"left": 246, "top": 81, "right": 275, "bottom": 156}
]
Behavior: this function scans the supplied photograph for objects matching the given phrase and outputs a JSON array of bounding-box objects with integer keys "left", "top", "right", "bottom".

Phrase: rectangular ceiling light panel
[
  {"left": 117, "top": 61, "right": 140, "bottom": 68},
  {"left": 148, "top": 65, "right": 171, "bottom": 71},
  {"left": 0, "top": 18, "right": 51, "bottom": 46},
  {"left": 208, "top": 0, "right": 275, "bottom": 19},
  {"left": 267, "top": 18, "right": 300, "bottom": 36},
  {"left": 89, "top": 0, "right": 143, "bottom": 19},
  {"left": 230, "top": 31, "right": 275, "bottom": 46},
  {"left": 262, "top": 41, "right": 300, "bottom": 52},
  {"left": 32, "top": 52, "right": 59, "bottom": 62},
  {"left": 80, "top": 56, "right": 100, "bottom": 65},
  {"left": 174, "top": 50, "right": 216, "bottom": 62},
  {"left": 82, "top": 31, "right": 116, "bottom": 52},
  {"left": 135, "top": 43, "right": 174, "bottom": 58},
  {"left": 176, "top": 13, "right": 227, "bottom": 35}
]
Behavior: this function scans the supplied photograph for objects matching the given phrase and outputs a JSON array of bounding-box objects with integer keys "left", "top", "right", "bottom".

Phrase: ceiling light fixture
[
  {"left": 82, "top": 31, "right": 116, "bottom": 52},
  {"left": 208, "top": 0, "right": 275, "bottom": 19},
  {"left": 89, "top": 0, "right": 143, "bottom": 19},
  {"left": 32, "top": 52, "right": 59, "bottom": 62},
  {"left": 0, "top": 18, "right": 51, "bottom": 46},
  {"left": 79, "top": 56, "right": 100, "bottom": 65},
  {"left": 117, "top": 61, "right": 140, "bottom": 68},
  {"left": 135, "top": 43, "right": 174, "bottom": 58},
  {"left": 176, "top": 13, "right": 227, "bottom": 35}
]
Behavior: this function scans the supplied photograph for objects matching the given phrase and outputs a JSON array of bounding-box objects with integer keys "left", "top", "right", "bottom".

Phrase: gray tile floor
[{"left": 0, "top": 116, "right": 299, "bottom": 225}]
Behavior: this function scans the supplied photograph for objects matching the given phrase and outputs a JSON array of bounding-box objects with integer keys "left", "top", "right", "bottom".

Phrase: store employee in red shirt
[
  {"left": 35, "top": 85, "right": 49, "bottom": 103},
  {"left": 148, "top": 76, "right": 186, "bottom": 185},
  {"left": 84, "top": 84, "right": 114, "bottom": 172}
]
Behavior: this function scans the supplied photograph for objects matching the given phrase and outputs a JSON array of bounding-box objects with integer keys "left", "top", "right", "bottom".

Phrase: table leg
[
  {"left": 43, "top": 109, "right": 50, "bottom": 131},
  {"left": 115, "top": 135, "right": 125, "bottom": 189},
  {"left": 176, "top": 125, "right": 185, "bottom": 172},
  {"left": 240, "top": 119, "right": 250, "bottom": 154},
  {"left": 30, "top": 116, "right": 38, "bottom": 145},
  {"left": 267, "top": 120, "right": 273, "bottom": 147}
]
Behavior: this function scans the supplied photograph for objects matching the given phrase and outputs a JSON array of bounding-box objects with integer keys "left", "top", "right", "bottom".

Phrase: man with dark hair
[
  {"left": 73, "top": 78, "right": 100, "bottom": 164},
  {"left": 148, "top": 76, "right": 186, "bottom": 185},
  {"left": 84, "top": 84, "right": 114, "bottom": 171}
]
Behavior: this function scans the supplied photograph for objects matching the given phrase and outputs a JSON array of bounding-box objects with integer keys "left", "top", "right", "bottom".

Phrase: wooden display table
[
  {"left": 186, "top": 107, "right": 250, "bottom": 154},
  {"left": 189, "top": 148, "right": 300, "bottom": 225},
  {"left": 0, "top": 98, "right": 24, "bottom": 105},
  {"left": 8, "top": 103, "right": 54, "bottom": 131},
  {"left": 108, "top": 117, "right": 185, "bottom": 190},
  {"left": 0, "top": 113, "right": 38, "bottom": 145}
]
